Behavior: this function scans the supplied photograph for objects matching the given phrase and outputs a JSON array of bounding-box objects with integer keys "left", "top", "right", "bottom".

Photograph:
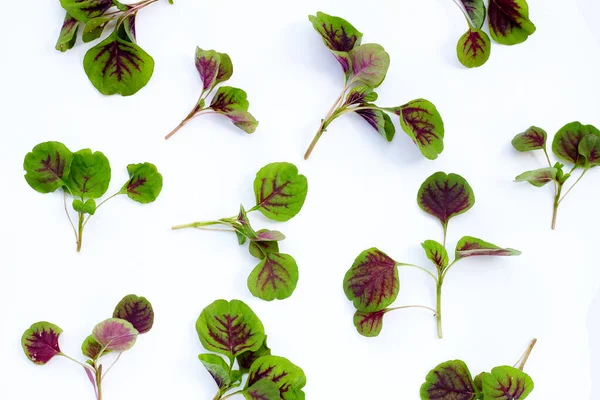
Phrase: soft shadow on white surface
[{"left": 590, "top": 290, "right": 600, "bottom": 400}]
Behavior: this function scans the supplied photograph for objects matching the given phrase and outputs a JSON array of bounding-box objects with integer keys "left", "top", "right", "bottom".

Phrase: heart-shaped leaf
[
  {"left": 455, "top": 236, "right": 521, "bottom": 259},
  {"left": 344, "top": 85, "right": 378, "bottom": 106},
  {"left": 344, "top": 248, "right": 399, "bottom": 312},
  {"left": 353, "top": 309, "right": 386, "bottom": 337},
  {"left": 196, "top": 299, "right": 266, "bottom": 360},
  {"left": 249, "top": 236, "right": 281, "bottom": 260},
  {"left": 253, "top": 162, "right": 308, "bottom": 222},
  {"left": 22, "top": 322, "right": 63, "bottom": 365},
  {"left": 24, "top": 141, "right": 73, "bottom": 194},
  {"left": 195, "top": 48, "right": 221, "bottom": 90},
  {"left": 420, "top": 360, "right": 477, "bottom": 400},
  {"left": 578, "top": 134, "right": 600, "bottom": 167},
  {"left": 120, "top": 162, "right": 163, "bottom": 204},
  {"left": 243, "top": 379, "right": 281, "bottom": 400},
  {"left": 393, "top": 99, "right": 445, "bottom": 160},
  {"left": 81, "top": 334, "right": 111, "bottom": 359},
  {"left": 355, "top": 107, "right": 396, "bottom": 142},
  {"left": 60, "top": 0, "right": 113, "bottom": 23},
  {"left": 65, "top": 149, "right": 111, "bottom": 199},
  {"left": 237, "top": 338, "right": 272, "bottom": 373},
  {"left": 56, "top": 12, "right": 80, "bottom": 52},
  {"left": 418, "top": 172, "right": 475, "bottom": 228},
  {"left": 481, "top": 366, "right": 534, "bottom": 399},
  {"left": 92, "top": 318, "right": 139, "bottom": 352},
  {"left": 113, "top": 294, "right": 154, "bottom": 334},
  {"left": 246, "top": 356, "right": 307, "bottom": 400},
  {"left": 512, "top": 126, "right": 547, "bottom": 152},
  {"left": 349, "top": 43, "right": 390, "bottom": 88},
  {"left": 460, "top": 0, "right": 487, "bottom": 29},
  {"left": 552, "top": 121, "right": 600, "bottom": 166},
  {"left": 248, "top": 253, "right": 299, "bottom": 301},
  {"left": 422, "top": 240, "right": 449, "bottom": 270},
  {"left": 457, "top": 28, "right": 491, "bottom": 68},
  {"left": 514, "top": 167, "right": 557, "bottom": 187},
  {"left": 199, "top": 353, "right": 231, "bottom": 389},
  {"left": 488, "top": 0, "right": 536, "bottom": 45}
]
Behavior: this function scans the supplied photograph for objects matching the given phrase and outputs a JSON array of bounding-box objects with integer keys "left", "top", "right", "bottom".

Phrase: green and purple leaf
[
  {"left": 248, "top": 253, "right": 299, "bottom": 301},
  {"left": 209, "top": 86, "right": 258, "bottom": 133},
  {"left": 460, "top": 0, "right": 486, "bottom": 29},
  {"left": 113, "top": 294, "right": 154, "bottom": 334},
  {"left": 481, "top": 366, "right": 534, "bottom": 399},
  {"left": 488, "top": 0, "right": 536, "bottom": 45},
  {"left": 578, "top": 134, "right": 600, "bottom": 167},
  {"left": 195, "top": 48, "right": 221, "bottom": 90},
  {"left": 457, "top": 28, "right": 491, "bottom": 68},
  {"left": 237, "top": 338, "right": 272, "bottom": 373},
  {"left": 83, "top": 17, "right": 111, "bottom": 43},
  {"left": 117, "top": 14, "right": 137, "bottom": 43},
  {"left": 81, "top": 334, "right": 110, "bottom": 359},
  {"left": 249, "top": 235, "right": 281, "bottom": 260},
  {"left": 215, "top": 52, "right": 234, "bottom": 85},
  {"left": 511, "top": 126, "right": 547, "bottom": 152},
  {"left": 355, "top": 107, "right": 396, "bottom": 142},
  {"left": 65, "top": 149, "right": 111, "bottom": 199},
  {"left": 455, "top": 236, "right": 521, "bottom": 260},
  {"left": 256, "top": 230, "right": 286, "bottom": 241},
  {"left": 393, "top": 99, "right": 445, "bottom": 160},
  {"left": 235, "top": 205, "right": 258, "bottom": 241},
  {"left": 353, "top": 309, "right": 386, "bottom": 337},
  {"left": 422, "top": 240, "right": 449, "bottom": 270},
  {"left": 344, "top": 248, "right": 399, "bottom": 312},
  {"left": 196, "top": 299, "right": 266, "bottom": 359},
  {"left": 56, "top": 12, "right": 80, "bottom": 52},
  {"left": 120, "top": 162, "right": 163, "bottom": 204},
  {"left": 244, "top": 379, "right": 281, "bottom": 400},
  {"left": 246, "top": 356, "right": 307, "bottom": 400},
  {"left": 344, "top": 85, "right": 378, "bottom": 106},
  {"left": 23, "top": 141, "right": 73, "bottom": 194},
  {"left": 348, "top": 44, "right": 390, "bottom": 88},
  {"left": 92, "top": 318, "right": 139, "bottom": 352},
  {"left": 514, "top": 167, "right": 557, "bottom": 187},
  {"left": 552, "top": 121, "right": 600, "bottom": 166},
  {"left": 198, "top": 353, "right": 231, "bottom": 389},
  {"left": 418, "top": 172, "right": 475, "bottom": 228},
  {"left": 60, "top": 0, "right": 113, "bottom": 23},
  {"left": 253, "top": 162, "right": 308, "bottom": 222},
  {"left": 420, "top": 360, "right": 477, "bottom": 400},
  {"left": 21, "top": 322, "right": 63, "bottom": 365}
]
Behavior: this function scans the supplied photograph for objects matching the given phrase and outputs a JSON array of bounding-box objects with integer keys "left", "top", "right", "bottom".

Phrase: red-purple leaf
[
  {"left": 394, "top": 99, "right": 445, "bottom": 160},
  {"left": 552, "top": 122, "right": 600, "bottom": 166},
  {"left": 349, "top": 43, "right": 390, "bottom": 88},
  {"left": 113, "top": 294, "right": 154, "bottom": 334},
  {"left": 578, "top": 134, "right": 600, "bottom": 167},
  {"left": 422, "top": 240, "right": 449, "bottom": 270},
  {"left": 237, "top": 338, "right": 272, "bottom": 373},
  {"left": 56, "top": 12, "right": 80, "bottom": 52},
  {"left": 488, "top": 0, "right": 536, "bottom": 45},
  {"left": 353, "top": 309, "right": 386, "bottom": 337},
  {"left": 456, "top": 28, "right": 491, "bottom": 68},
  {"left": 249, "top": 235, "right": 281, "bottom": 260},
  {"left": 455, "top": 236, "right": 521, "bottom": 260},
  {"left": 344, "top": 85, "right": 378, "bottom": 106},
  {"left": 195, "top": 48, "right": 221, "bottom": 90},
  {"left": 81, "top": 335, "right": 111, "bottom": 359},
  {"left": 355, "top": 107, "right": 396, "bottom": 142},
  {"left": 417, "top": 172, "right": 475, "bottom": 228},
  {"left": 460, "top": 0, "right": 486, "bottom": 29},
  {"left": 420, "top": 360, "right": 477, "bottom": 400},
  {"left": 255, "top": 230, "right": 286, "bottom": 241},
  {"left": 92, "top": 318, "right": 139, "bottom": 352},
  {"left": 248, "top": 253, "right": 299, "bottom": 301},
  {"left": 198, "top": 353, "right": 231, "bottom": 389},
  {"left": 84, "top": 366, "right": 97, "bottom": 396},
  {"left": 481, "top": 366, "right": 534, "bottom": 399},
  {"left": 512, "top": 126, "right": 547, "bottom": 152},
  {"left": 344, "top": 248, "right": 399, "bottom": 312},
  {"left": 253, "top": 162, "right": 308, "bottom": 222},
  {"left": 21, "top": 322, "right": 63, "bottom": 365},
  {"left": 514, "top": 167, "right": 557, "bottom": 187}
]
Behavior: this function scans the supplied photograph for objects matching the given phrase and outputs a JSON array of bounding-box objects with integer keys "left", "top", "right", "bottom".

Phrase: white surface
[{"left": 1, "top": 0, "right": 599, "bottom": 398}]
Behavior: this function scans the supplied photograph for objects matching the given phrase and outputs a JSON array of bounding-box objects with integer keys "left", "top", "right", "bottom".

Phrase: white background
[{"left": 1, "top": 0, "right": 599, "bottom": 398}]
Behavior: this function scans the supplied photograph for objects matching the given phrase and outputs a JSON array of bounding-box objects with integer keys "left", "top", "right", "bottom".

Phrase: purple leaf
[
  {"left": 455, "top": 236, "right": 521, "bottom": 260},
  {"left": 255, "top": 230, "right": 286, "bottom": 242},
  {"left": 21, "top": 322, "right": 63, "bottom": 365},
  {"left": 117, "top": 14, "right": 137, "bottom": 43},
  {"left": 394, "top": 99, "right": 445, "bottom": 160},
  {"left": 344, "top": 85, "right": 378, "bottom": 106},
  {"left": 56, "top": 12, "right": 80, "bottom": 52},
  {"left": 512, "top": 126, "right": 547, "bottom": 152},
  {"left": 343, "top": 248, "right": 399, "bottom": 312},
  {"left": 353, "top": 309, "right": 386, "bottom": 337},
  {"left": 248, "top": 253, "right": 299, "bottom": 301},
  {"left": 195, "top": 48, "right": 221, "bottom": 90},
  {"left": 83, "top": 366, "right": 98, "bottom": 396},
  {"left": 417, "top": 172, "right": 475, "bottom": 228},
  {"left": 349, "top": 43, "right": 390, "bottom": 88},
  {"left": 456, "top": 28, "right": 491, "bottom": 68},
  {"left": 246, "top": 356, "right": 307, "bottom": 399},
  {"left": 422, "top": 240, "right": 449, "bottom": 270},
  {"left": 488, "top": 0, "right": 536, "bottom": 45},
  {"left": 515, "top": 167, "right": 557, "bottom": 187},
  {"left": 552, "top": 121, "right": 600, "bottom": 166},
  {"left": 420, "top": 360, "right": 477, "bottom": 400},
  {"left": 355, "top": 107, "right": 396, "bottom": 142},
  {"left": 460, "top": 0, "right": 486, "bottom": 29},
  {"left": 237, "top": 338, "right": 271, "bottom": 373},
  {"left": 481, "top": 366, "right": 534, "bottom": 399},
  {"left": 113, "top": 294, "right": 154, "bottom": 334},
  {"left": 92, "top": 318, "right": 139, "bottom": 352}
]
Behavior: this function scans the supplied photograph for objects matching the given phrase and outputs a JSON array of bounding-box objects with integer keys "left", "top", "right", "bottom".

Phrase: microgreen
[
  {"left": 197, "top": 299, "right": 307, "bottom": 400},
  {"left": 304, "top": 12, "right": 445, "bottom": 160},
  {"left": 420, "top": 339, "right": 537, "bottom": 399},
  {"left": 165, "top": 47, "right": 258, "bottom": 140},
  {"left": 452, "top": 0, "right": 536, "bottom": 68},
  {"left": 172, "top": 162, "right": 308, "bottom": 301},
  {"left": 56, "top": 0, "right": 173, "bottom": 96},
  {"left": 22, "top": 295, "right": 154, "bottom": 400},
  {"left": 512, "top": 122, "right": 600, "bottom": 229},
  {"left": 343, "top": 172, "right": 520, "bottom": 338},
  {"left": 23, "top": 141, "right": 163, "bottom": 251}
]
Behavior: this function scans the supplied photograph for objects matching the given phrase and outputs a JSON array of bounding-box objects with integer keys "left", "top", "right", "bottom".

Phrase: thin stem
[
  {"left": 171, "top": 221, "right": 229, "bottom": 230},
  {"left": 396, "top": 263, "right": 438, "bottom": 283},
  {"left": 76, "top": 212, "right": 84, "bottom": 252},
  {"left": 60, "top": 353, "right": 95, "bottom": 371},
  {"left": 515, "top": 338, "right": 538, "bottom": 371},
  {"left": 387, "top": 305, "right": 437, "bottom": 314},
  {"left": 63, "top": 190, "right": 78, "bottom": 241},
  {"left": 101, "top": 353, "right": 122, "bottom": 380},
  {"left": 551, "top": 183, "right": 563, "bottom": 230},
  {"left": 542, "top": 148, "right": 553, "bottom": 168},
  {"left": 96, "top": 364, "right": 103, "bottom": 400},
  {"left": 558, "top": 168, "right": 588, "bottom": 205},
  {"left": 441, "top": 260, "right": 458, "bottom": 281},
  {"left": 165, "top": 108, "right": 216, "bottom": 140},
  {"left": 442, "top": 224, "right": 448, "bottom": 248},
  {"left": 436, "top": 280, "right": 443, "bottom": 339},
  {"left": 83, "top": 192, "right": 122, "bottom": 228}
]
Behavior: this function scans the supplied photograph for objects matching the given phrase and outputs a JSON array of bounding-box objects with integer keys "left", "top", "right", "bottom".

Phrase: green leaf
[
  {"left": 421, "top": 240, "right": 449, "bottom": 270},
  {"left": 481, "top": 366, "right": 534, "bottom": 399},
  {"left": 578, "top": 134, "right": 600, "bottom": 167},
  {"left": 353, "top": 309, "right": 386, "bottom": 337},
  {"left": 355, "top": 107, "right": 396, "bottom": 142},
  {"left": 552, "top": 121, "right": 600, "bottom": 165},
  {"left": 237, "top": 337, "right": 272, "bottom": 373},
  {"left": 393, "top": 99, "right": 445, "bottom": 160},
  {"left": 473, "top": 372, "right": 485, "bottom": 398},
  {"left": 215, "top": 52, "right": 233, "bottom": 86},
  {"left": 246, "top": 356, "right": 307, "bottom": 400},
  {"left": 209, "top": 86, "right": 258, "bottom": 133},
  {"left": 24, "top": 141, "right": 73, "bottom": 193},
  {"left": 514, "top": 167, "right": 557, "bottom": 187},
  {"left": 120, "top": 162, "right": 163, "bottom": 204},
  {"left": 248, "top": 253, "right": 299, "bottom": 301},
  {"left": 22, "top": 322, "right": 63, "bottom": 365},
  {"left": 198, "top": 353, "right": 231, "bottom": 389},
  {"left": 196, "top": 299, "right": 266, "bottom": 360},
  {"left": 243, "top": 379, "right": 281, "bottom": 400},
  {"left": 455, "top": 236, "right": 521, "bottom": 259},
  {"left": 488, "top": 0, "right": 536, "bottom": 45},
  {"left": 348, "top": 43, "right": 390, "bottom": 88},
  {"left": 253, "top": 162, "right": 308, "bottom": 222},
  {"left": 81, "top": 334, "right": 110, "bottom": 359},
  {"left": 249, "top": 235, "right": 281, "bottom": 260},
  {"left": 234, "top": 204, "right": 258, "bottom": 241},
  {"left": 344, "top": 85, "right": 378, "bottom": 106},
  {"left": 417, "top": 172, "right": 475, "bottom": 229},
  {"left": 460, "top": 0, "right": 487, "bottom": 29},
  {"left": 116, "top": 15, "right": 137, "bottom": 43},
  {"left": 84, "top": 33, "right": 154, "bottom": 96},
  {"left": 457, "top": 28, "right": 491, "bottom": 68},
  {"left": 511, "top": 126, "right": 547, "bottom": 152},
  {"left": 82, "top": 17, "right": 111, "bottom": 43},
  {"left": 56, "top": 12, "right": 80, "bottom": 52},
  {"left": 65, "top": 149, "right": 111, "bottom": 198},
  {"left": 420, "top": 360, "right": 477, "bottom": 400},
  {"left": 73, "top": 199, "right": 97, "bottom": 215},
  {"left": 59, "top": 0, "right": 113, "bottom": 23}
]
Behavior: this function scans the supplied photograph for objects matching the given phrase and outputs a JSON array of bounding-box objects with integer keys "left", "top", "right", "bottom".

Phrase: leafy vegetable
[
  {"left": 22, "top": 294, "right": 154, "bottom": 399},
  {"left": 304, "top": 12, "right": 444, "bottom": 160},
  {"left": 512, "top": 122, "right": 600, "bottom": 229},
  {"left": 343, "top": 172, "right": 520, "bottom": 338},
  {"left": 420, "top": 339, "right": 537, "bottom": 399},
  {"left": 55, "top": 0, "right": 173, "bottom": 95},
  {"left": 23, "top": 141, "right": 162, "bottom": 251},
  {"left": 172, "top": 162, "right": 308, "bottom": 300},
  {"left": 165, "top": 48, "right": 258, "bottom": 140},
  {"left": 197, "top": 299, "right": 306, "bottom": 400}
]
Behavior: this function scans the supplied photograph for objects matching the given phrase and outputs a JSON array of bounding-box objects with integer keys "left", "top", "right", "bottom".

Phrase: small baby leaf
[
  {"left": 253, "top": 162, "right": 308, "bottom": 222},
  {"left": 209, "top": 86, "right": 259, "bottom": 133},
  {"left": 418, "top": 172, "right": 475, "bottom": 228},
  {"left": 552, "top": 121, "right": 600, "bottom": 166},
  {"left": 24, "top": 141, "right": 73, "bottom": 193},
  {"left": 420, "top": 360, "right": 477, "bottom": 400},
  {"left": 21, "top": 322, "right": 63, "bottom": 365},
  {"left": 56, "top": 12, "right": 80, "bottom": 52},
  {"left": 394, "top": 99, "right": 445, "bottom": 160},
  {"left": 195, "top": 48, "right": 221, "bottom": 90},
  {"left": 117, "top": 14, "right": 137, "bottom": 43},
  {"left": 457, "top": 28, "right": 491, "bottom": 68},
  {"left": 348, "top": 43, "right": 390, "bottom": 88},
  {"left": 215, "top": 52, "right": 234, "bottom": 85},
  {"left": 355, "top": 107, "right": 396, "bottom": 142},
  {"left": 92, "top": 318, "right": 139, "bottom": 352},
  {"left": 120, "top": 162, "right": 163, "bottom": 204},
  {"left": 488, "top": 0, "right": 536, "bottom": 45},
  {"left": 113, "top": 294, "right": 154, "bottom": 334},
  {"left": 198, "top": 353, "right": 231, "bottom": 389},
  {"left": 243, "top": 379, "right": 281, "bottom": 400},
  {"left": 455, "top": 236, "right": 521, "bottom": 259},
  {"left": 481, "top": 366, "right": 534, "bottom": 399},
  {"left": 460, "top": 0, "right": 486, "bottom": 29},
  {"left": 235, "top": 205, "right": 258, "bottom": 241},
  {"left": 81, "top": 334, "right": 110, "bottom": 359},
  {"left": 73, "top": 199, "right": 97, "bottom": 214},
  {"left": 246, "top": 356, "right": 307, "bottom": 400},
  {"left": 514, "top": 167, "right": 557, "bottom": 187},
  {"left": 256, "top": 230, "right": 286, "bottom": 241},
  {"left": 249, "top": 236, "right": 281, "bottom": 260},
  {"left": 248, "top": 253, "right": 299, "bottom": 301},
  {"left": 237, "top": 338, "right": 272, "bottom": 373},
  {"left": 196, "top": 299, "right": 266, "bottom": 360},
  {"left": 354, "top": 309, "right": 386, "bottom": 337},
  {"left": 60, "top": 0, "right": 113, "bottom": 23},
  {"left": 344, "top": 248, "right": 399, "bottom": 312},
  {"left": 344, "top": 85, "right": 378, "bottom": 106},
  {"left": 82, "top": 17, "right": 111, "bottom": 43},
  {"left": 578, "top": 134, "right": 600, "bottom": 167},
  {"left": 511, "top": 126, "right": 547, "bottom": 152},
  {"left": 422, "top": 240, "right": 449, "bottom": 270},
  {"left": 65, "top": 149, "right": 111, "bottom": 199}
]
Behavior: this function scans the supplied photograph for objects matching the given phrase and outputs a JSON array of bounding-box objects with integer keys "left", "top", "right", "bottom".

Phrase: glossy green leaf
[
  {"left": 455, "top": 236, "right": 521, "bottom": 259},
  {"left": 243, "top": 379, "right": 281, "bottom": 400},
  {"left": 246, "top": 356, "right": 307, "bottom": 400},
  {"left": 120, "top": 162, "right": 163, "bottom": 204},
  {"left": 248, "top": 253, "right": 299, "bottom": 301},
  {"left": 512, "top": 126, "right": 547, "bottom": 152},
  {"left": 348, "top": 43, "right": 390, "bottom": 88},
  {"left": 514, "top": 167, "right": 557, "bottom": 187},
  {"left": 578, "top": 134, "right": 600, "bottom": 167},
  {"left": 253, "top": 162, "right": 308, "bottom": 222},
  {"left": 237, "top": 337, "right": 271, "bottom": 373},
  {"left": 457, "top": 28, "right": 491, "bottom": 68},
  {"left": 420, "top": 360, "right": 477, "bottom": 400},
  {"left": 417, "top": 172, "right": 475, "bottom": 228},
  {"left": 422, "top": 240, "right": 449, "bottom": 270},
  {"left": 56, "top": 12, "right": 80, "bottom": 52},
  {"left": 22, "top": 322, "right": 63, "bottom": 365},
  {"left": 65, "top": 149, "right": 111, "bottom": 198},
  {"left": 552, "top": 121, "right": 600, "bottom": 166},
  {"left": 198, "top": 353, "right": 231, "bottom": 389},
  {"left": 488, "top": 0, "right": 536, "bottom": 45},
  {"left": 24, "top": 141, "right": 73, "bottom": 194},
  {"left": 353, "top": 309, "right": 386, "bottom": 337},
  {"left": 395, "top": 99, "right": 445, "bottom": 160},
  {"left": 481, "top": 366, "right": 534, "bottom": 399}
]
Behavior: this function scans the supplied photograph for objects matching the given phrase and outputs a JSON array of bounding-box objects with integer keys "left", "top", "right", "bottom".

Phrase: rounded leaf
[
  {"left": 237, "top": 337, "right": 272, "bottom": 373},
  {"left": 248, "top": 253, "right": 299, "bottom": 301},
  {"left": 349, "top": 43, "right": 390, "bottom": 88},
  {"left": 417, "top": 172, "right": 475, "bottom": 227},
  {"left": 113, "top": 294, "right": 154, "bottom": 334},
  {"left": 552, "top": 121, "right": 600, "bottom": 165},
  {"left": 512, "top": 126, "right": 547, "bottom": 152},
  {"left": 353, "top": 309, "right": 386, "bottom": 337},
  {"left": 344, "top": 248, "right": 399, "bottom": 312},
  {"left": 244, "top": 379, "right": 281, "bottom": 400},
  {"left": 92, "top": 318, "right": 139, "bottom": 352},
  {"left": 422, "top": 240, "right": 449, "bottom": 270},
  {"left": 120, "top": 162, "right": 163, "bottom": 204},
  {"left": 249, "top": 236, "right": 281, "bottom": 260},
  {"left": 246, "top": 356, "right": 307, "bottom": 400},
  {"left": 65, "top": 149, "right": 111, "bottom": 199},
  {"left": 22, "top": 322, "right": 63, "bottom": 365},
  {"left": 82, "top": 334, "right": 111, "bottom": 359},
  {"left": 578, "top": 134, "right": 600, "bottom": 167},
  {"left": 481, "top": 366, "right": 534, "bottom": 399},
  {"left": 196, "top": 299, "right": 266, "bottom": 359},
  {"left": 457, "top": 28, "right": 491, "bottom": 68},
  {"left": 420, "top": 360, "right": 477, "bottom": 400},
  {"left": 396, "top": 99, "right": 445, "bottom": 160},
  {"left": 488, "top": 0, "right": 536, "bottom": 45},
  {"left": 24, "top": 141, "right": 73, "bottom": 193},
  {"left": 253, "top": 162, "right": 308, "bottom": 222}
]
